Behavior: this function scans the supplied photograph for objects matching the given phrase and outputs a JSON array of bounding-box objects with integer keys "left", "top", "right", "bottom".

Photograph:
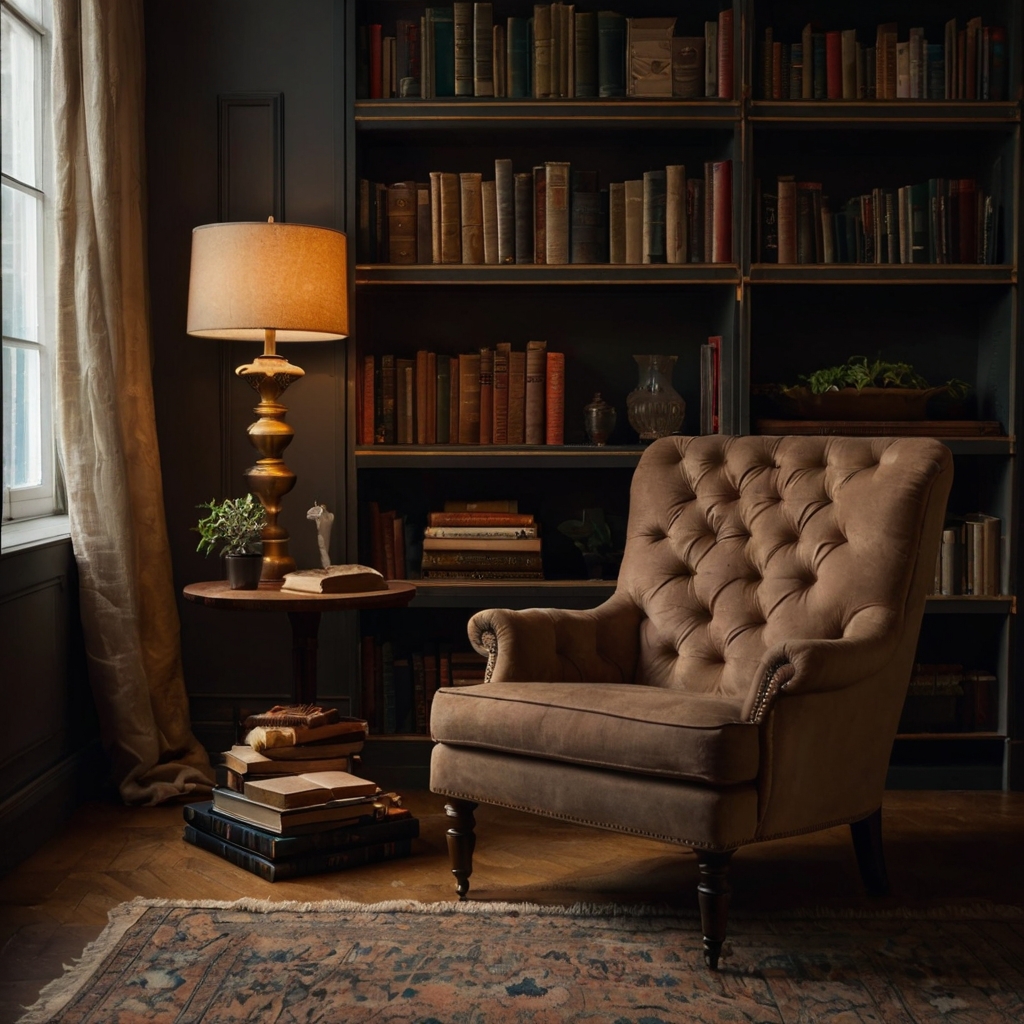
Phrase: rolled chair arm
[
  {"left": 742, "top": 609, "right": 900, "bottom": 723},
  {"left": 468, "top": 592, "right": 643, "bottom": 685}
]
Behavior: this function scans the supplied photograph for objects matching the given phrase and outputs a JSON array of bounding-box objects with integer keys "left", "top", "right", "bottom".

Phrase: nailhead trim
[{"left": 747, "top": 657, "right": 796, "bottom": 723}]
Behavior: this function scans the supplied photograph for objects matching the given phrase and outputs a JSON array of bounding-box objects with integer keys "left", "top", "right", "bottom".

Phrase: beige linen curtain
[{"left": 52, "top": 0, "right": 213, "bottom": 803}]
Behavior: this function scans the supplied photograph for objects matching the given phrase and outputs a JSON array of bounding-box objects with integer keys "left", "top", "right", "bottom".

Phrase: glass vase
[{"left": 626, "top": 355, "right": 685, "bottom": 441}]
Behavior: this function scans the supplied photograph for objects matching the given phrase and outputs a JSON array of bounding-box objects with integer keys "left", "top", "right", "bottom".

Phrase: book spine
[
  {"left": 369, "top": 24, "right": 383, "bottom": 99},
  {"left": 575, "top": 11, "right": 598, "bottom": 98},
  {"left": 425, "top": 351, "right": 437, "bottom": 443},
  {"left": 533, "top": 165, "right": 546, "bottom": 263},
  {"left": 712, "top": 161, "right": 732, "bottom": 264},
  {"left": 448, "top": 358, "right": 460, "bottom": 444},
  {"left": 642, "top": 169, "right": 667, "bottom": 264},
  {"left": 474, "top": 2, "right": 494, "bottom": 96},
  {"left": 425, "top": 526, "right": 538, "bottom": 539},
  {"left": 841, "top": 29, "right": 857, "bottom": 99},
  {"left": 428, "top": 512, "right": 536, "bottom": 526},
  {"left": 423, "top": 569, "right": 545, "bottom": 580},
  {"left": 439, "top": 172, "right": 461, "bottom": 263},
  {"left": 702, "top": 160, "right": 714, "bottom": 262},
  {"left": 777, "top": 177, "right": 797, "bottom": 264},
  {"left": 704, "top": 20, "right": 717, "bottom": 97},
  {"left": 360, "top": 355, "right": 375, "bottom": 445},
  {"left": 423, "top": 537, "right": 542, "bottom": 552},
  {"left": 525, "top": 340, "right": 547, "bottom": 444},
  {"left": 717, "top": 8, "right": 733, "bottom": 100},
  {"left": 760, "top": 184, "right": 778, "bottom": 263},
  {"left": 481, "top": 178, "right": 498, "bottom": 264},
  {"left": 533, "top": 3, "right": 552, "bottom": 98},
  {"left": 801, "top": 22, "right": 813, "bottom": 98},
  {"left": 825, "top": 30, "right": 842, "bottom": 99},
  {"left": 570, "top": 175, "right": 604, "bottom": 264},
  {"left": 478, "top": 347, "right": 494, "bottom": 444},
  {"left": 381, "top": 354, "right": 396, "bottom": 444},
  {"left": 544, "top": 161, "right": 571, "bottom": 265},
  {"left": 508, "top": 17, "right": 529, "bottom": 98},
  {"left": 386, "top": 183, "right": 416, "bottom": 264},
  {"left": 360, "top": 633, "right": 376, "bottom": 730},
  {"left": 429, "top": 171, "right": 442, "bottom": 263},
  {"left": 507, "top": 350, "right": 526, "bottom": 444},
  {"left": 492, "top": 342, "right": 510, "bottom": 444},
  {"left": 608, "top": 182, "right": 626, "bottom": 263},
  {"left": 358, "top": 178, "right": 371, "bottom": 261},
  {"left": 421, "top": 551, "right": 543, "bottom": 570},
  {"left": 373, "top": 182, "right": 387, "bottom": 263},
  {"left": 414, "top": 350, "right": 428, "bottom": 444},
  {"left": 673, "top": 36, "right": 704, "bottom": 98},
  {"left": 458, "top": 353, "right": 481, "bottom": 443},
  {"left": 416, "top": 184, "right": 431, "bottom": 264},
  {"left": 514, "top": 172, "right": 534, "bottom": 264},
  {"left": 624, "top": 179, "right": 643, "bottom": 264},
  {"left": 597, "top": 11, "right": 625, "bottom": 98},
  {"left": 494, "top": 158, "right": 515, "bottom": 264},
  {"left": 460, "top": 172, "right": 484, "bottom": 264},
  {"left": 436, "top": 355, "right": 451, "bottom": 444},
  {"left": 665, "top": 165, "right": 687, "bottom": 265},
  {"left": 813, "top": 32, "right": 827, "bottom": 99},
  {"left": 687, "top": 178, "right": 704, "bottom": 263},
  {"left": 545, "top": 351, "right": 565, "bottom": 445}
]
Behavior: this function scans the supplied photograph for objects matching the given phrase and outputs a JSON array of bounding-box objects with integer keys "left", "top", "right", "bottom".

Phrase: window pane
[
  {"left": 1, "top": 9, "right": 40, "bottom": 187},
  {"left": 10, "top": 1, "right": 44, "bottom": 23},
  {"left": 3, "top": 344, "right": 42, "bottom": 489},
  {"left": 1, "top": 183, "right": 40, "bottom": 341}
]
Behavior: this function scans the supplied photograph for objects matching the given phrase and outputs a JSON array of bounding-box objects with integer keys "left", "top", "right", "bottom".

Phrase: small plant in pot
[
  {"left": 195, "top": 494, "right": 267, "bottom": 590},
  {"left": 558, "top": 508, "right": 625, "bottom": 580}
]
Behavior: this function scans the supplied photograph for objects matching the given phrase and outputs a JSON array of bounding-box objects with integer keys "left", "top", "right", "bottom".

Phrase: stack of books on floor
[
  {"left": 421, "top": 500, "right": 542, "bottom": 580},
  {"left": 183, "top": 705, "right": 418, "bottom": 881}
]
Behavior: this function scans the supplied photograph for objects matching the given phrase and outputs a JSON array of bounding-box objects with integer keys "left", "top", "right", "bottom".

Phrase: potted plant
[
  {"left": 775, "top": 356, "right": 970, "bottom": 420},
  {"left": 558, "top": 508, "right": 625, "bottom": 580},
  {"left": 195, "top": 494, "right": 267, "bottom": 590}
]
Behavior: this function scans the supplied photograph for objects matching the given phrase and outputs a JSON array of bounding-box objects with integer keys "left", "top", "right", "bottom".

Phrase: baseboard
[
  {"left": 0, "top": 741, "right": 106, "bottom": 875},
  {"left": 886, "top": 764, "right": 1004, "bottom": 790}
]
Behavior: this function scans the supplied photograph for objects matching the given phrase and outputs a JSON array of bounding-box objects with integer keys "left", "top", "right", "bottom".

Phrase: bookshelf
[{"left": 343, "top": 0, "right": 1022, "bottom": 790}]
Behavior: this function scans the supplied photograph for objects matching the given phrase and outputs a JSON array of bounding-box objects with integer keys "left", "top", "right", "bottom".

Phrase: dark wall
[{"left": 145, "top": 0, "right": 354, "bottom": 749}]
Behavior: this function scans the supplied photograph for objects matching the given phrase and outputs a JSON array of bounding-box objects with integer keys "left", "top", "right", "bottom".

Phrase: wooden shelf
[
  {"left": 895, "top": 732, "right": 1007, "bottom": 741},
  {"left": 354, "top": 98, "right": 741, "bottom": 130},
  {"left": 924, "top": 596, "right": 1015, "bottom": 614},
  {"left": 750, "top": 100, "right": 1020, "bottom": 126},
  {"left": 748, "top": 264, "right": 1016, "bottom": 285},
  {"left": 356, "top": 444, "right": 645, "bottom": 469},
  {"left": 406, "top": 579, "right": 616, "bottom": 609},
  {"left": 355, "top": 264, "right": 740, "bottom": 286}
]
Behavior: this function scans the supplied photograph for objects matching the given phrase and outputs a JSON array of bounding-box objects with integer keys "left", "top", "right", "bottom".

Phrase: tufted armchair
[{"left": 429, "top": 435, "right": 952, "bottom": 968}]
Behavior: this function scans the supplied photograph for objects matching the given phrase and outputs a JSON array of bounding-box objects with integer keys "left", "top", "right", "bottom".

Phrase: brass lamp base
[{"left": 236, "top": 340, "right": 304, "bottom": 584}]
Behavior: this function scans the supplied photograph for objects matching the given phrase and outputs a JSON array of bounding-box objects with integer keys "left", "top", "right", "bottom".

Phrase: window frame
[{"left": 2, "top": 0, "right": 58, "bottom": 524}]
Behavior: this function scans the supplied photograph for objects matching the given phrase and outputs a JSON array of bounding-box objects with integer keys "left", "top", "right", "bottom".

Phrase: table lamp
[{"left": 186, "top": 218, "right": 349, "bottom": 584}]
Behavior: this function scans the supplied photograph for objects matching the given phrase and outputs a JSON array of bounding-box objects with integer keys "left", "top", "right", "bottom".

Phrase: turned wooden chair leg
[
  {"left": 696, "top": 850, "right": 734, "bottom": 971},
  {"left": 850, "top": 807, "right": 890, "bottom": 896},
  {"left": 444, "top": 799, "right": 478, "bottom": 900}
]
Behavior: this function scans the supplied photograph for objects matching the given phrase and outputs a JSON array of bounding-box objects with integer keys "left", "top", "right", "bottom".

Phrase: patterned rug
[{"left": 20, "top": 898, "right": 1024, "bottom": 1023}]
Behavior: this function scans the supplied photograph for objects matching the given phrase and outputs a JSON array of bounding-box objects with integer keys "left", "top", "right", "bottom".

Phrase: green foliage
[
  {"left": 796, "top": 356, "right": 969, "bottom": 398},
  {"left": 195, "top": 494, "right": 266, "bottom": 557},
  {"left": 558, "top": 508, "right": 617, "bottom": 555}
]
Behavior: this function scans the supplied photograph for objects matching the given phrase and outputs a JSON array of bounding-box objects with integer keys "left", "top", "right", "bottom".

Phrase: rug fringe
[
  {"left": 118, "top": 895, "right": 1024, "bottom": 921},
  {"left": 17, "top": 901, "right": 151, "bottom": 1024}
]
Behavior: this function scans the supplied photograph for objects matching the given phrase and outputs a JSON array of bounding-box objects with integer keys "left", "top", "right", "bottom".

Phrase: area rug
[{"left": 20, "top": 898, "right": 1024, "bottom": 1023}]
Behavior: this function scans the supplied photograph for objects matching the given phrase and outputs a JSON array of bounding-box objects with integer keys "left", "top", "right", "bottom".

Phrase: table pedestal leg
[{"left": 287, "top": 611, "right": 322, "bottom": 704}]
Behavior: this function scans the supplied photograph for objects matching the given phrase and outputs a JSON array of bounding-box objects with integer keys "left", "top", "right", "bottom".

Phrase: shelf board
[
  {"left": 924, "top": 596, "right": 1015, "bottom": 614},
  {"left": 356, "top": 264, "right": 740, "bottom": 286},
  {"left": 748, "top": 264, "right": 1016, "bottom": 285},
  {"left": 750, "top": 100, "right": 1020, "bottom": 126},
  {"left": 406, "top": 579, "right": 616, "bottom": 609},
  {"left": 355, "top": 444, "right": 645, "bottom": 469},
  {"left": 355, "top": 98, "right": 741, "bottom": 130},
  {"left": 894, "top": 732, "right": 1006, "bottom": 741}
]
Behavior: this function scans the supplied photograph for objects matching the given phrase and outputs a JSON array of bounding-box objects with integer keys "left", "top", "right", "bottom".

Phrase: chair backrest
[{"left": 620, "top": 435, "right": 952, "bottom": 700}]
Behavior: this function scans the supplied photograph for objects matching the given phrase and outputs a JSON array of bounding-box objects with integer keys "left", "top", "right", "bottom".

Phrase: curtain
[{"left": 52, "top": 0, "right": 213, "bottom": 804}]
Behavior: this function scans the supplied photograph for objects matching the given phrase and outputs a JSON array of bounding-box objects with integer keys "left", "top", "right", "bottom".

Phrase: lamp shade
[{"left": 186, "top": 221, "right": 349, "bottom": 341}]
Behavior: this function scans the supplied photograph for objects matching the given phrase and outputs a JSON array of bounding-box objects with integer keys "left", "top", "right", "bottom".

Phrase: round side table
[{"left": 183, "top": 580, "right": 416, "bottom": 704}]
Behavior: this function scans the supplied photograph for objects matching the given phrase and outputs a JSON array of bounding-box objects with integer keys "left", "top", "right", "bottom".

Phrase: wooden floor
[{"left": 1, "top": 789, "right": 1022, "bottom": 1022}]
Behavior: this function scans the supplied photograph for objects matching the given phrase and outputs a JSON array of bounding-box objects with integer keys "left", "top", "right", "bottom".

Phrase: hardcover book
[
  {"left": 243, "top": 771, "right": 379, "bottom": 811},
  {"left": 281, "top": 565, "right": 387, "bottom": 595}
]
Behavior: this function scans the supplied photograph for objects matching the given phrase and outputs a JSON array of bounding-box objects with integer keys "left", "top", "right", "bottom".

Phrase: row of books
[
  {"left": 899, "top": 664, "right": 998, "bottom": 733},
  {"left": 755, "top": 17, "right": 1009, "bottom": 101},
  {"left": 933, "top": 513, "right": 1002, "bottom": 597},
  {"left": 421, "top": 503, "right": 543, "bottom": 580},
  {"left": 359, "top": 5, "right": 736, "bottom": 101},
  {"left": 358, "top": 342, "right": 565, "bottom": 446},
  {"left": 361, "top": 634, "right": 488, "bottom": 735},
  {"left": 757, "top": 177, "right": 999, "bottom": 265},
  {"left": 360, "top": 160, "right": 734, "bottom": 265},
  {"left": 183, "top": 706, "right": 418, "bottom": 881}
]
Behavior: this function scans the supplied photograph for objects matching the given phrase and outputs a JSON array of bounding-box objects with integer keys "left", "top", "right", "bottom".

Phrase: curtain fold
[{"left": 52, "top": 0, "right": 213, "bottom": 804}]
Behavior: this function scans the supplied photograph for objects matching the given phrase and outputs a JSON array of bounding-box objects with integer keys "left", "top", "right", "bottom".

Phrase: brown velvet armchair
[{"left": 429, "top": 435, "right": 952, "bottom": 968}]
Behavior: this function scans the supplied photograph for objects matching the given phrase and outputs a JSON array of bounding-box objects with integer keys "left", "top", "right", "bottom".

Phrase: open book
[
  {"left": 281, "top": 564, "right": 387, "bottom": 594},
  {"left": 243, "top": 771, "right": 380, "bottom": 810}
]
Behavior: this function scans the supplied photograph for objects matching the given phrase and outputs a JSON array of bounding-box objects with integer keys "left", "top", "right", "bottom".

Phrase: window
[{"left": 2, "top": 0, "right": 55, "bottom": 522}]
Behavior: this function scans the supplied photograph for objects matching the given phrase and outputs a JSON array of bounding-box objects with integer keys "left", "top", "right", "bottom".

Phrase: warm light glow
[{"left": 186, "top": 221, "right": 349, "bottom": 341}]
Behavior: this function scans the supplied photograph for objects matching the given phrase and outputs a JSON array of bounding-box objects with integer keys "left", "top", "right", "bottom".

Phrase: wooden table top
[{"left": 182, "top": 579, "right": 416, "bottom": 613}]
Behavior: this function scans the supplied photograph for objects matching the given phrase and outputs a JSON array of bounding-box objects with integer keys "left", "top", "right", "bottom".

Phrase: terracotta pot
[
  {"left": 225, "top": 553, "right": 263, "bottom": 590},
  {"left": 777, "top": 386, "right": 947, "bottom": 421}
]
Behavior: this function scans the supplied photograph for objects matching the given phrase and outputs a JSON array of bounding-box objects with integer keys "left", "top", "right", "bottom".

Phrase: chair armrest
[
  {"left": 468, "top": 592, "right": 643, "bottom": 684},
  {"left": 742, "top": 608, "right": 899, "bottom": 723}
]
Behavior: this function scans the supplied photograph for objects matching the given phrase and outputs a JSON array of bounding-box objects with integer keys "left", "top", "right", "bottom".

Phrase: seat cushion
[{"left": 430, "top": 682, "right": 759, "bottom": 785}]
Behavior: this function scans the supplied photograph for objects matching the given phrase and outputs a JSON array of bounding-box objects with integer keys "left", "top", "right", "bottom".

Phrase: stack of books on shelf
[
  {"left": 421, "top": 500, "right": 542, "bottom": 580},
  {"left": 933, "top": 514, "right": 1002, "bottom": 597},
  {"left": 183, "top": 705, "right": 418, "bottom": 881},
  {"left": 358, "top": 5, "right": 735, "bottom": 101},
  {"left": 899, "top": 663, "right": 999, "bottom": 733},
  {"left": 359, "top": 158, "right": 733, "bottom": 265},
  {"left": 756, "top": 17, "right": 1008, "bottom": 101},
  {"left": 359, "top": 340, "right": 564, "bottom": 446},
  {"left": 362, "top": 636, "right": 489, "bottom": 735},
  {"left": 757, "top": 176, "right": 1000, "bottom": 265}
]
